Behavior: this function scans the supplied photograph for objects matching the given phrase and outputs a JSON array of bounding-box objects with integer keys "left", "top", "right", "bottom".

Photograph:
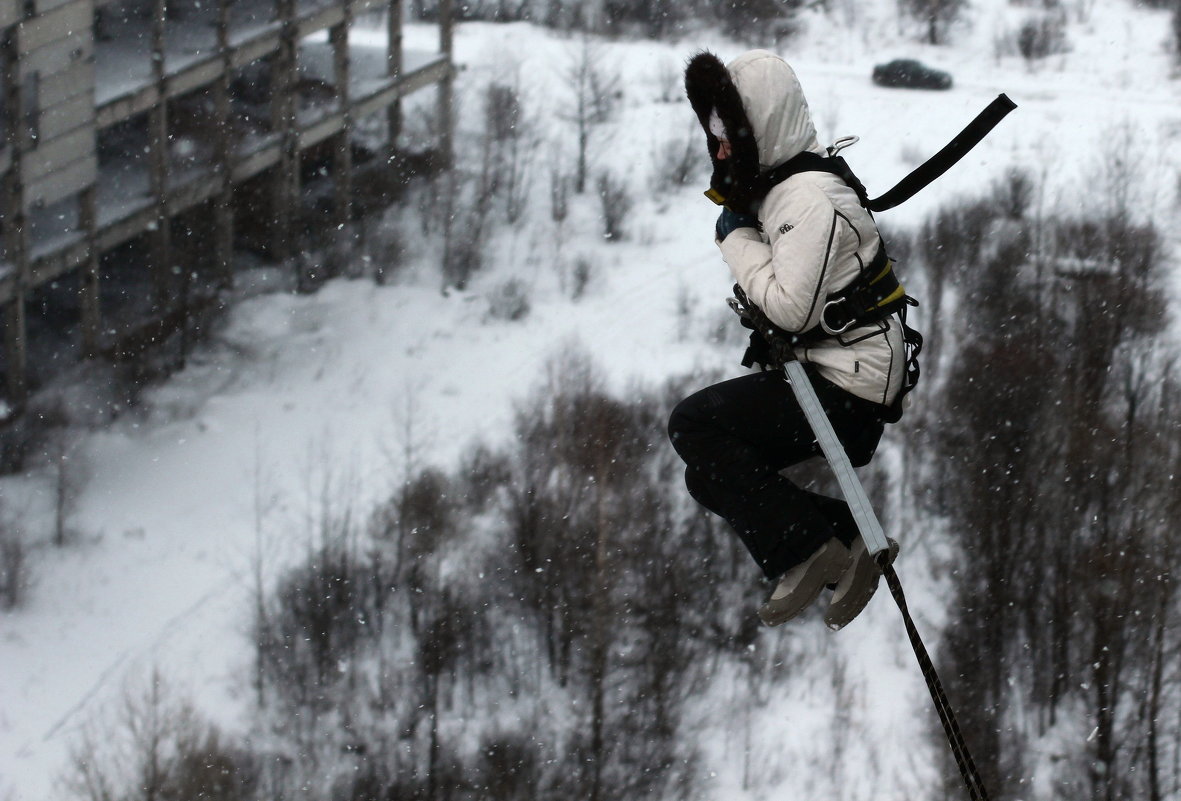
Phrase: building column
[
  {"left": 437, "top": 0, "right": 453, "bottom": 169},
  {"left": 386, "top": 0, "right": 403, "bottom": 154},
  {"left": 79, "top": 187, "right": 101, "bottom": 357},
  {"left": 331, "top": 1, "right": 352, "bottom": 233},
  {"left": 213, "top": 0, "right": 234, "bottom": 289},
  {"left": 2, "top": 25, "right": 28, "bottom": 408},
  {"left": 149, "top": 0, "right": 172, "bottom": 314},
  {"left": 272, "top": 0, "right": 299, "bottom": 268},
  {"left": 3, "top": 291, "right": 26, "bottom": 410}
]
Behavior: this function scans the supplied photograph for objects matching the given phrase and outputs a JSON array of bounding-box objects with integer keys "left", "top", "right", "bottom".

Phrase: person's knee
[
  {"left": 682, "top": 464, "right": 708, "bottom": 500},
  {"left": 844, "top": 420, "right": 884, "bottom": 467},
  {"left": 667, "top": 395, "right": 699, "bottom": 456}
]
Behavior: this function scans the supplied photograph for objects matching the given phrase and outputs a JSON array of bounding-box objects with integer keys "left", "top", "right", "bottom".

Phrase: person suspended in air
[{"left": 668, "top": 50, "right": 916, "bottom": 629}]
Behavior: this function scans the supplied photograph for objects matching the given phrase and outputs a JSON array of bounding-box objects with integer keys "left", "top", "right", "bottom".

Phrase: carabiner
[
  {"left": 828, "top": 135, "right": 860, "bottom": 157},
  {"left": 820, "top": 298, "right": 856, "bottom": 336}
]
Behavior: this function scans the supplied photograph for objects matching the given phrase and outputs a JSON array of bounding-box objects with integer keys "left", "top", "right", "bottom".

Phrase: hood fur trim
[
  {"left": 685, "top": 50, "right": 823, "bottom": 214},
  {"left": 685, "top": 50, "right": 761, "bottom": 213}
]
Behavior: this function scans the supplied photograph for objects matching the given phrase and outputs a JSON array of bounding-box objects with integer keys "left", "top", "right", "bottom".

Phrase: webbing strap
[
  {"left": 867, "top": 94, "right": 1017, "bottom": 212},
  {"left": 879, "top": 560, "right": 991, "bottom": 801},
  {"left": 784, "top": 361, "right": 890, "bottom": 555},
  {"left": 787, "top": 343, "right": 987, "bottom": 799},
  {"left": 740, "top": 94, "right": 1017, "bottom": 217}
]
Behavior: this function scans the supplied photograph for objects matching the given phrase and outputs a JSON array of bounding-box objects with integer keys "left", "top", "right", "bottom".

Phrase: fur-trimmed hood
[{"left": 685, "top": 50, "right": 823, "bottom": 212}]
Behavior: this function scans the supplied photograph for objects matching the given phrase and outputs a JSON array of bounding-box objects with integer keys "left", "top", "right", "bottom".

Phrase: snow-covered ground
[{"left": 4, "top": 3, "right": 1181, "bottom": 799}]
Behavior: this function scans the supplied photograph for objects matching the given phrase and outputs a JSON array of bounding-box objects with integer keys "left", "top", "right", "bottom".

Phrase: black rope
[
  {"left": 728, "top": 288, "right": 991, "bottom": 800},
  {"left": 878, "top": 557, "right": 991, "bottom": 801}
]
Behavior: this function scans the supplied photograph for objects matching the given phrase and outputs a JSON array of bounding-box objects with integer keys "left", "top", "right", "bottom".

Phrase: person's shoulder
[
  {"left": 770, "top": 170, "right": 873, "bottom": 223},
  {"left": 764, "top": 171, "right": 838, "bottom": 216}
]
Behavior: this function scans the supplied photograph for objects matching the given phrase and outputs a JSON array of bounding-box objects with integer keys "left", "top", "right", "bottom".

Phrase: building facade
[{"left": 0, "top": 0, "right": 453, "bottom": 414}]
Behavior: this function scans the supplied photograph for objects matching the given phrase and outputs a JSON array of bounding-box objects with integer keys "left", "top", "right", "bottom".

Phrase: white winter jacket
[{"left": 694, "top": 51, "right": 905, "bottom": 408}]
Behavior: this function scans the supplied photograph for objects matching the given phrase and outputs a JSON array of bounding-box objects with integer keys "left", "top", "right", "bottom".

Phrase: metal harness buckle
[{"left": 820, "top": 298, "right": 857, "bottom": 336}]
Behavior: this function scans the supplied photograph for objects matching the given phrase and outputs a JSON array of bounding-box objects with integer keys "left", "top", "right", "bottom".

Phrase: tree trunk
[{"left": 588, "top": 451, "right": 610, "bottom": 801}]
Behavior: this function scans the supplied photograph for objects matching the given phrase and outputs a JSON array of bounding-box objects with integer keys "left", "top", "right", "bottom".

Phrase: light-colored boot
[
  {"left": 824, "top": 536, "right": 900, "bottom": 631},
  {"left": 758, "top": 538, "right": 852, "bottom": 627}
]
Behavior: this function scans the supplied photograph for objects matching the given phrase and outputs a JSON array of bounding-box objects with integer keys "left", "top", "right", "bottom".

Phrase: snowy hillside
[{"left": 3, "top": 3, "right": 1181, "bottom": 800}]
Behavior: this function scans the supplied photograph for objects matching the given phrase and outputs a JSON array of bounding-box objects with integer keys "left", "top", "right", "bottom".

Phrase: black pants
[{"left": 667, "top": 369, "right": 885, "bottom": 580}]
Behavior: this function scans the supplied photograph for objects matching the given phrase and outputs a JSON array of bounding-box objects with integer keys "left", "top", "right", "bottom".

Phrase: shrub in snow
[
  {"left": 365, "top": 211, "right": 406, "bottom": 286},
  {"left": 245, "top": 354, "right": 756, "bottom": 800},
  {"left": 1174, "top": 3, "right": 1181, "bottom": 69},
  {"left": 550, "top": 167, "right": 570, "bottom": 225},
  {"left": 561, "top": 39, "right": 621, "bottom": 194},
  {"left": 990, "top": 168, "right": 1036, "bottom": 221},
  {"left": 597, "top": 171, "right": 632, "bottom": 242},
  {"left": 654, "top": 58, "right": 683, "bottom": 104},
  {"left": 900, "top": 0, "right": 968, "bottom": 45},
  {"left": 64, "top": 674, "right": 259, "bottom": 801},
  {"left": 652, "top": 126, "right": 701, "bottom": 195},
  {"left": 484, "top": 82, "right": 522, "bottom": 147},
  {"left": 49, "top": 433, "right": 86, "bottom": 549},
  {"left": 478, "top": 80, "right": 535, "bottom": 225},
  {"left": 0, "top": 520, "right": 26, "bottom": 610},
  {"left": 457, "top": 443, "right": 513, "bottom": 511},
  {"left": 442, "top": 202, "right": 488, "bottom": 291},
  {"left": 1016, "top": 10, "right": 1070, "bottom": 63},
  {"left": 715, "top": 0, "right": 806, "bottom": 42},
  {"left": 598, "top": 0, "right": 691, "bottom": 38},
  {"left": 473, "top": 732, "right": 545, "bottom": 799},
  {"left": 256, "top": 537, "right": 374, "bottom": 710},
  {"left": 570, "top": 254, "right": 595, "bottom": 300},
  {"left": 394, "top": 467, "right": 458, "bottom": 552},
  {"left": 486, "top": 278, "right": 532, "bottom": 323}
]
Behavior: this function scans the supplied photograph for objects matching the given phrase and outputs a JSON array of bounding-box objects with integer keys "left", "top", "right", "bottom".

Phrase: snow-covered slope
[{"left": 3, "top": 3, "right": 1180, "bottom": 799}]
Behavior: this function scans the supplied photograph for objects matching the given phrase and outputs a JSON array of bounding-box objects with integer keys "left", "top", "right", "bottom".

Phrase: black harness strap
[
  {"left": 707, "top": 95, "right": 1018, "bottom": 214},
  {"left": 868, "top": 94, "right": 1017, "bottom": 212},
  {"left": 729, "top": 95, "right": 1015, "bottom": 420},
  {"left": 751, "top": 94, "right": 1018, "bottom": 213},
  {"left": 819, "top": 247, "right": 906, "bottom": 335},
  {"left": 757, "top": 150, "right": 872, "bottom": 208}
]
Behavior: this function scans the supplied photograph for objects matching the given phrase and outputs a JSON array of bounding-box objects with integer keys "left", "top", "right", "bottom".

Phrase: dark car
[{"left": 872, "top": 59, "right": 953, "bottom": 90}]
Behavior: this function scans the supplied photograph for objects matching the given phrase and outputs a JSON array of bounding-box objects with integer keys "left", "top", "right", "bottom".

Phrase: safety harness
[
  {"left": 715, "top": 94, "right": 1017, "bottom": 422},
  {"left": 727, "top": 147, "right": 923, "bottom": 422}
]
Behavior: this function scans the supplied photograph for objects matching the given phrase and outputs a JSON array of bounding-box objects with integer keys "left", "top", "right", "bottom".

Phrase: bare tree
[
  {"left": 899, "top": 0, "right": 967, "bottom": 44},
  {"left": 440, "top": 168, "right": 490, "bottom": 291},
  {"left": 32, "top": 407, "right": 89, "bottom": 549},
  {"left": 597, "top": 170, "right": 632, "bottom": 242},
  {"left": 65, "top": 670, "right": 257, "bottom": 801},
  {"left": 240, "top": 352, "right": 765, "bottom": 800},
  {"left": 0, "top": 485, "right": 28, "bottom": 611},
  {"left": 920, "top": 171, "right": 1181, "bottom": 801},
  {"left": 480, "top": 76, "right": 537, "bottom": 224},
  {"left": 1173, "top": 3, "right": 1181, "bottom": 69},
  {"left": 380, "top": 384, "right": 434, "bottom": 574},
  {"left": 0, "top": 519, "right": 26, "bottom": 610},
  {"left": 248, "top": 429, "right": 279, "bottom": 709},
  {"left": 714, "top": 0, "right": 806, "bottom": 41},
  {"left": 652, "top": 124, "right": 702, "bottom": 198},
  {"left": 560, "top": 38, "right": 620, "bottom": 195}
]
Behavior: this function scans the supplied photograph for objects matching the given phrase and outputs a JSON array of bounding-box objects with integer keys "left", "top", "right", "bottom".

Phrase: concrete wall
[{"left": 0, "top": 0, "right": 454, "bottom": 413}]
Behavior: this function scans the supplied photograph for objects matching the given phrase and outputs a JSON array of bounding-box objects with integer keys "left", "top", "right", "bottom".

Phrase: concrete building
[{"left": 0, "top": 0, "right": 454, "bottom": 414}]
